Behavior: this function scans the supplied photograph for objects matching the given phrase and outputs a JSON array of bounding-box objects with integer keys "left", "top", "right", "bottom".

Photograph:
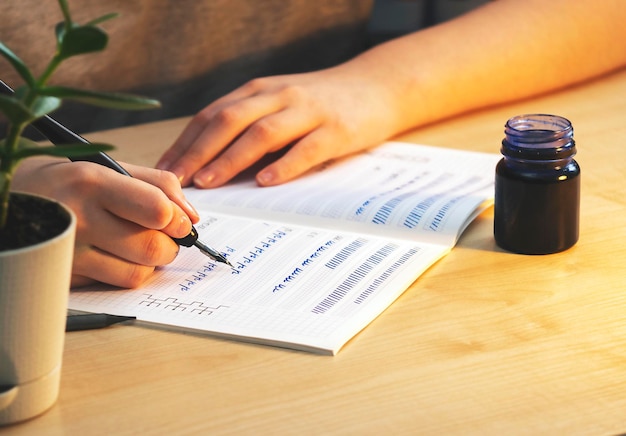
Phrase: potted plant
[{"left": 0, "top": 0, "right": 159, "bottom": 424}]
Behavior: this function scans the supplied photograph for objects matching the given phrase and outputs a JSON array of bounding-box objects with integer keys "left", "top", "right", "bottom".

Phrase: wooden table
[{"left": 4, "top": 69, "right": 626, "bottom": 435}]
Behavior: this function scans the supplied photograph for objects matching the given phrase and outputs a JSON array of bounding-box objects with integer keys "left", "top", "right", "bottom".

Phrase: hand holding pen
[
  {"left": 2, "top": 81, "right": 231, "bottom": 288},
  {"left": 26, "top": 104, "right": 230, "bottom": 265}
]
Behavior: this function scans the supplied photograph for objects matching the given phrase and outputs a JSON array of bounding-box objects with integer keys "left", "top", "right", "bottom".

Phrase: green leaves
[
  {"left": 40, "top": 86, "right": 161, "bottom": 110},
  {"left": 0, "top": 42, "right": 36, "bottom": 88},
  {"left": 0, "top": 94, "right": 61, "bottom": 125},
  {"left": 55, "top": 22, "right": 109, "bottom": 59},
  {"left": 86, "top": 13, "right": 119, "bottom": 27},
  {"left": 0, "top": 137, "right": 115, "bottom": 161},
  {"left": 0, "top": 0, "right": 160, "bottom": 229},
  {"left": 0, "top": 3, "right": 119, "bottom": 90},
  {"left": 0, "top": 95, "right": 32, "bottom": 125},
  {"left": 29, "top": 95, "right": 62, "bottom": 119},
  {"left": 54, "top": 1, "right": 118, "bottom": 60}
]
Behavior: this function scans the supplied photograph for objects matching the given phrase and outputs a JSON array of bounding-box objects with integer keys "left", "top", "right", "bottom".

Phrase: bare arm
[
  {"left": 360, "top": 0, "right": 626, "bottom": 131},
  {"left": 157, "top": 0, "right": 626, "bottom": 188}
]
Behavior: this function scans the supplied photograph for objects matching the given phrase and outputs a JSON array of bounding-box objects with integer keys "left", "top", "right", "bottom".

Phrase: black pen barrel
[
  {"left": 32, "top": 115, "right": 132, "bottom": 176},
  {"left": 0, "top": 79, "right": 130, "bottom": 176},
  {"left": 66, "top": 314, "right": 136, "bottom": 331}
]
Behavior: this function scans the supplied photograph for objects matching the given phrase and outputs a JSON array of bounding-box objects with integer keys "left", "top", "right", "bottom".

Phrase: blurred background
[{"left": 368, "top": 0, "right": 488, "bottom": 44}]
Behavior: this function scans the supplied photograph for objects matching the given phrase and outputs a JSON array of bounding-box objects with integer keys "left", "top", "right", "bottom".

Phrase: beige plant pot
[{"left": 0, "top": 193, "right": 76, "bottom": 426}]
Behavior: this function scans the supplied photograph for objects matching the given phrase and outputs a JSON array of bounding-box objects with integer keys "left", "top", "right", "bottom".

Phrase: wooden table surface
[{"left": 3, "top": 69, "right": 626, "bottom": 435}]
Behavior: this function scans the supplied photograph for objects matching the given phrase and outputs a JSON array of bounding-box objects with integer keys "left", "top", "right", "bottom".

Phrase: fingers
[
  {"left": 68, "top": 173, "right": 185, "bottom": 288},
  {"left": 255, "top": 127, "right": 346, "bottom": 186},
  {"left": 77, "top": 205, "right": 181, "bottom": 266},
  {"left": 155, "top": 70, "right": 394, "bottom": 189},
  {"left": 15, "top": 160, "right": 197, "bottom": 288},
  {"left": 157, "top": 77, "right": 338, "bottom": 188},
  {"left": 95, "top": 168, "right": 192, "bottom": 239},
  {"left": 71, "top": 275, "right": 96, "bottom": 289},
  {"left": 123, "top": 163, "right": 200, "bottom": 223},
  {"left": 155, "top": 80, "right": 261, "bottom": 173},
  {"left": 71, "top": 244, "right": 163, "bottom": 289},
  {"left": 157, "top": 80, "right": 286, "bottom": 186},
  {"left": 191, "top": 104, "right": 323, "bottom": 188}
]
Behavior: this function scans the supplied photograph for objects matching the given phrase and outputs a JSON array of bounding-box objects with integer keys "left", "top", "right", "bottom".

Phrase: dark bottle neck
[{"left": 502, "top": 114, "right": 576, "bottom": 162}]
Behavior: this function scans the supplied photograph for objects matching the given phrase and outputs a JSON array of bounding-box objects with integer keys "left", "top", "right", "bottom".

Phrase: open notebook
[{"left": 69, "top": 142, "right": 500, "bottom": 355}]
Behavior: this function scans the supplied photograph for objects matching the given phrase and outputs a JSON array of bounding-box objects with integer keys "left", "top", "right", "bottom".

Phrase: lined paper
[{"left": 69, "top": 142, "right": 500, "bottom": 354}]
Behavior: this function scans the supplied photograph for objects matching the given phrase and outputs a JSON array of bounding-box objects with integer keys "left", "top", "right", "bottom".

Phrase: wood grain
[{"left": 3, "top": 69, "right": 626, "bottom": 435}]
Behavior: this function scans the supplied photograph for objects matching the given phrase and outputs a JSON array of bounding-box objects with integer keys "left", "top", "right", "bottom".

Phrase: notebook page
[
  {"left": 185, "top": 142, "right": 500, "bottom": 246},
  {"left": 69, "top": 212, "right": 448, "bottom": 354}
]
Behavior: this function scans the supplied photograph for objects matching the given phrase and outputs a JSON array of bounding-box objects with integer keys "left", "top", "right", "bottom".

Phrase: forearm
[
  {"left": 157, "top": 0, "right": 626, "bottom": 188},
  {"left": 342, "top": 0, "right": 626, "bottom": 134}
]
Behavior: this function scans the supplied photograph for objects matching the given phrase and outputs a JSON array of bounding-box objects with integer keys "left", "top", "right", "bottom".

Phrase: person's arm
[
  {"left": 12, "top": 158, "right": 199, "bottom": 288},
  {"left": 156, "top": 0, "right": 626, "bottom": 188}
]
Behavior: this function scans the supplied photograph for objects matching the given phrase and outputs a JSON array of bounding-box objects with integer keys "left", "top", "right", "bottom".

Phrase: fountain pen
[
  {"left": 66, "top": 313, "right": 136, "bottom": 331},
  {"left": 0, "top": 80, "right": 232, "bottom": 266}
]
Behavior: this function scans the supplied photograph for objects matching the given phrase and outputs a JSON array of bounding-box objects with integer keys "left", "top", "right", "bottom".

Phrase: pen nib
[{"left": 194, "top": 239, "right": 233, "bottom": 267}]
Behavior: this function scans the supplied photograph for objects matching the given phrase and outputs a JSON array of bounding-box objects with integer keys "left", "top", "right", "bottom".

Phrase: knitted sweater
[{"left": 0, "top": 0, "right": 373, "bottom": 132}]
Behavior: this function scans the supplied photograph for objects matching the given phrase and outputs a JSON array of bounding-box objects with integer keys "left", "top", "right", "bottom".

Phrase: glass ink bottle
[{"left": 494, "top": 114, "right": 580, "bottom": 254}]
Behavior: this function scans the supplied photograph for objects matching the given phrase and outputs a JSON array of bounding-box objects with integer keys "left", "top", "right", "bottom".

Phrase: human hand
[
  {"left": 156, "top": 66, "right": 399, "bottom": 188},
  {"left": 13, "top": 159, "right": 199, "bottom": 288}
]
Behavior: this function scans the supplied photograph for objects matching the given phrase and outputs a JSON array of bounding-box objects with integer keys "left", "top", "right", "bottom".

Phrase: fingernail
[
  {"left": 179, "top": 214, "right": 192, "bottom": 236},
  {"left": 257, "top": 170, "right": 274, "bottom": 185},
  {"left": 156, "top": 159, "right": 170, "bottom": 170},
  {"left": 183, "top": 198, "right": 200, "bottom": 221},
  {"left": 194, "top": 171, "right": 214, "bottom": 189},
  {"left": 170, "top": 166, "right": 186, "bottom": 184}
]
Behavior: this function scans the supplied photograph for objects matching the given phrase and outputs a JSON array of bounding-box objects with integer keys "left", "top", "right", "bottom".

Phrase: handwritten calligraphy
[
  {"left": 140, "top": 293, "right": 229, "bottom": 315},
  {"left": 178, "top": 262, "right": 218, "bottom": 292},
  {"left": 231, "top": 227, "right": 293, "bottom": 275},
  {"left": 272, "top": 237, "right": 341, "bottom": 293},
  {"left": 195, "top": 216, "right": 218, "bottom": 231},
  {"left": 353, "top": 173, "right": 425, "bottom": 220},
  {"left": 311, "top": 243, "right": 398, "bottom": 314}
]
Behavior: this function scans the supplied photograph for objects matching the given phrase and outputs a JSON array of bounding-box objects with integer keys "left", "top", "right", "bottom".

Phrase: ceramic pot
[{"left": 0, "top": 193, "right": 76, "bottom": 425}]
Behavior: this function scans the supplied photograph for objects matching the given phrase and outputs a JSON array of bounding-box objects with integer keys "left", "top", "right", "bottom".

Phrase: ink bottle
[{"left": 494, "top": 114, "right": 580, "bottom": 254}]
